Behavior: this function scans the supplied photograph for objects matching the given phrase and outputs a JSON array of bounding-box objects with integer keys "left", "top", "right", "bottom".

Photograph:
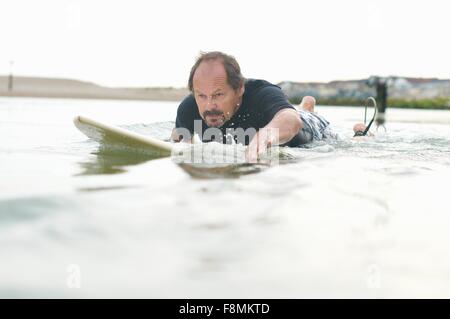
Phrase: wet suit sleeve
[{"left": 252, "top": 85, "right": 296, "bottom": 127}]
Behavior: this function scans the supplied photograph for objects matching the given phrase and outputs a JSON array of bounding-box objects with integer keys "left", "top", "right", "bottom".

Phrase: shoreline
[
  {"left": 0, "top": 76, "right": 189, "bottom": 102},
  {"left": 1, "top": 76, "right": 450, "bottom": 110},
  {"left": 0, "top": 91, "right": 187, "bottom": 102}
]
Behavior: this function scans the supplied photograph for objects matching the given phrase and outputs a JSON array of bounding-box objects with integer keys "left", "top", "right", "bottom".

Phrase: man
[{"left": 172, "top": 51, "right": 333, "bottom": 162}]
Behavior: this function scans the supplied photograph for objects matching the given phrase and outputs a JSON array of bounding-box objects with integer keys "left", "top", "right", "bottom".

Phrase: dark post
[
  {"left": 375, "top": 78, "right": 388, "bottom": 126},
  {"left": 366, "top": 76, "right": 388, "bottom": 126}
]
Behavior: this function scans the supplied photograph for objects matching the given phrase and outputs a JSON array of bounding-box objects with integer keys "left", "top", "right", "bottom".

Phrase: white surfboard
[
  {"left": 74, "top": 115, "right": 175, "bottom": 157},
  {"left": 74, "top": 115, "right": 292, "bottom": 164}
]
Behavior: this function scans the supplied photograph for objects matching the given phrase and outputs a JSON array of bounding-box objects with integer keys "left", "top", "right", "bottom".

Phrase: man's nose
[{"left": 206, "top": 96, "right": 216, "bottom": 107}]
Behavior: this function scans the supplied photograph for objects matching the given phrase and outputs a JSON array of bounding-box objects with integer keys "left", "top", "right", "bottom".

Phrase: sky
[{"left": 0, "top": 0, "right": 449, "bottom": 87}]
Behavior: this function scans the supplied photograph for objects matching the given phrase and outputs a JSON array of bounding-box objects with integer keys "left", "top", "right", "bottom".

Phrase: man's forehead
[{"left": 193, "top": 60, "right": 229, "bottom": 92}]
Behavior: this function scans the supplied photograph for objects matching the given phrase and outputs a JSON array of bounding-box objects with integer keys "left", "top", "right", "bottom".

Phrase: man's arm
[{"left": 247, "top": 108, "right": 302, "bottom": 162}]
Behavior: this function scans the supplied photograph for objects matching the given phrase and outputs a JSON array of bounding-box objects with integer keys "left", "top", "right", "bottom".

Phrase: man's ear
[{"left": 239, "top": 82, "right": 245, "bottom": 97}]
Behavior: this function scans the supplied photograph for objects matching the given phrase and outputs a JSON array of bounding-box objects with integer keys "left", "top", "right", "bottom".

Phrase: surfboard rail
[{"left": 74, "top": 115, "right": 174, "bottom": 155}]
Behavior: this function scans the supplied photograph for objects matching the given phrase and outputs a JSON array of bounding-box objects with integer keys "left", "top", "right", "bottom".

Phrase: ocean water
[{"left": 1, "top": 97, "right": 450, "bottom": 298}]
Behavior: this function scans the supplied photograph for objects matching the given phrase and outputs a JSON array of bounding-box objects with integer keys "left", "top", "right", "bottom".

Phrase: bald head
[
  {"left": 188, "top": 51, "right": 244, "bottom": 92},
  {"left": 193, "top": 60, "right": 228, "bottom": 93}
]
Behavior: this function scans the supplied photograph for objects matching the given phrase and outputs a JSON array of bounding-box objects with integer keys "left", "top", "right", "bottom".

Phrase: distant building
[{"left": 278, "top": 77, "right": 450, "bottom": 102}]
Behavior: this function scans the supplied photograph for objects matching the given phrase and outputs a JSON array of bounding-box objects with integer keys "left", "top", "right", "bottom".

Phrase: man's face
[{"left": 193, "top": 60, "right": 244, "bottom": 128}]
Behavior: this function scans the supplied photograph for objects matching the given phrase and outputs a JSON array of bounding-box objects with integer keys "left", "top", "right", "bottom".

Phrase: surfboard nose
[
  {"left": 73, "top": 115, "right": 85, "bottom": 130},
  {"left": 73, "top": 115, "right": 81, "bottom": 123}
]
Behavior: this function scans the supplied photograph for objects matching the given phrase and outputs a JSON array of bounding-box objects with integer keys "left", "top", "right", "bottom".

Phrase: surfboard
[
  {"left": 74, "top": 115, "right": 175, "bottom": 157},
  {"left": 74, "top": 115, "right": 294, "bottom": 165}
]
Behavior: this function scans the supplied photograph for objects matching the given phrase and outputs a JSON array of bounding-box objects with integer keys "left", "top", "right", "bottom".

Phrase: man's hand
[
  {"left": 246, "top": 127, "right": 279, "bottom": 163},
  {"left": 171, "top": 128, "right": 182, "bottom": 142},
  {"left": 171, "top": 128, "right": 202, "bottom": 144},
  {"left": 246, "top": 108, "right": 302, "bottom": 163}
]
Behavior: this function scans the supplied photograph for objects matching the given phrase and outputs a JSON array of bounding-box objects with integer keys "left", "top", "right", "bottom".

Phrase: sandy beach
[{"left": 0, "top": 76, "right": 189, "bottom": 101}]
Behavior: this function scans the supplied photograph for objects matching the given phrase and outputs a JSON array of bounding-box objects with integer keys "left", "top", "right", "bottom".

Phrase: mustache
[{"left": 203, "top": 110, "right": 224, "bottom": 117}]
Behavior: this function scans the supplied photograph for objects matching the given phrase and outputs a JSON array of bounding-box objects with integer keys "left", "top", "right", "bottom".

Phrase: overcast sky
[{"left": 1, "top": 0, "right": 449, "bottom": 87}]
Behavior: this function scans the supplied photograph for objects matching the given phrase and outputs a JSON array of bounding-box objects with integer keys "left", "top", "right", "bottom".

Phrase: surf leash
[{"left": 353, "top": 97, "right": 378, "bottom": 137}]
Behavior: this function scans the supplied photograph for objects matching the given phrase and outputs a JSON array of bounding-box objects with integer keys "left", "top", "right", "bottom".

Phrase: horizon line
[{"left": 0, "top": 74, "right": 449, "bottom": 89}]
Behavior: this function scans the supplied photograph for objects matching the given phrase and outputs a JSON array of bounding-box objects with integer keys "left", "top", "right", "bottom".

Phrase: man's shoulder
[
  {"left": 176, "top": 94, "right": 200, "bottom": 129},
  {"left": 244, "top": 79, "right": 290, "bottom": 105},
  {"left": 177, "top": 93, "right": 201, "bottom": 117},
  {"left": 245, "top": 78, "right": 280, "bottom": 93},
  {"left": 244, "top": 79, "right": 287, "bottom": 103},
  {"left": 178, "top": 93, "right": 196, "bottom": 110}
]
